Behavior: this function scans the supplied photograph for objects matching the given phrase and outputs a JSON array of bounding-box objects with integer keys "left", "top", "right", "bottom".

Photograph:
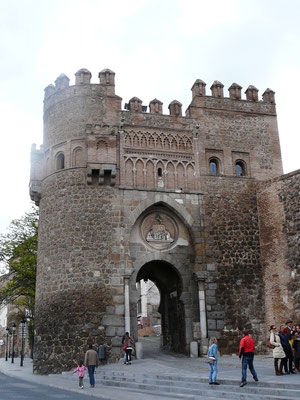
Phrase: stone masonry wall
[
  {"left": 34, "top": 168, "right": 125, "bottom": 374},
  {"left": 257, "top": 170, "right": 300, "bottom": 330},
  {"left": 43, "top": 85, "right": 121, "bottom": 148},
  {"left": 190, "top": 97, "right": 283, "bottom": 181},
  {"left": 202, "top": 176, "right": 265, "bottom": 354}
]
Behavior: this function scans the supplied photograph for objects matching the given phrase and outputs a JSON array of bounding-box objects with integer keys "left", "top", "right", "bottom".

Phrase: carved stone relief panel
[{"left": 140, "top": 213, "right": 177, "bottom": 250}]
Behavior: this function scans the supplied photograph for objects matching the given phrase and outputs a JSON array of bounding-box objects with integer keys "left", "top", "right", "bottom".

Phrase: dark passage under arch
[{"left": 136, "top": 260, "right": 186, "bottom": 353}]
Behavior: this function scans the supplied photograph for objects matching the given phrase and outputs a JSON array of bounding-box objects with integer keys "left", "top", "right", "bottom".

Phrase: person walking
[
  {"left": 121, "top": 333, "right": 127, "bottom": 365},
  {"left": 208, "top": 337, "right": 220, "bottom": 385},
  {"left": 123, "top": 332, "right": 134, "bottom": 365},
  {"left": 239, "top": 331, "right": 259, "bottom": 387},
  {"left": 72, "top": 360, "right": 87, "bottom": 389},
  {"left": 269, "top": 325, "right": 287, "bottom": 375},
  {"left": 84, "top": 344, "right": 99, "bottom": 387}
]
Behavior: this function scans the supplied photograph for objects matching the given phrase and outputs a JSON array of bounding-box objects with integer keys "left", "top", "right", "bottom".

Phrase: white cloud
[{"left": 0, "top": 0, "right": 300, "bottom": 233}]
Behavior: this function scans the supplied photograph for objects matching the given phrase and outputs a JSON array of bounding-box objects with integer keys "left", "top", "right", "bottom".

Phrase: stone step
[
  {"left": 97, "top": 373, "right": 300, "bottom": 399},
  {"left": 97, "top": 370, "right": 300, "bottom": 391},
  {"left": 100, "top": 378, "right": 299, "bottom": 400}
]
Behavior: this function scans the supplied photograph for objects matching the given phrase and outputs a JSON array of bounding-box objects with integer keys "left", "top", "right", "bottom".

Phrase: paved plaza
[{"left": 0, "top": 338, "right": 300, "bottom": 399}]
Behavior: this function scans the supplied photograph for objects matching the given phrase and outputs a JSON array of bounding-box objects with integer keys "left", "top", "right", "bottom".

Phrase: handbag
[
  {"left": 205, "top": 356, "right": 216, "bottom": 365},
  {"left": 267, "top": 335, "right": 276, "bottom": 349}
]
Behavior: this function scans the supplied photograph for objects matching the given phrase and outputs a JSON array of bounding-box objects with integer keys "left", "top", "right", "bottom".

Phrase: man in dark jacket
[{"left": 239, "top": 331, "right": 259, "bottom": 387}]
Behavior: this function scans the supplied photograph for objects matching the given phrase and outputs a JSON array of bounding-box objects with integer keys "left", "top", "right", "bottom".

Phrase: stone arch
[
  {"left": 235, "top": 159, "right": 247, "bottom": 177},
  {"left": 163, "top": 137, "right": 170, "bottom": 150},
  {"left": 96, "top": 139, "right": 108, "bottom": 162},
  {"left": 176, "top": 162, "right": 185, "bottom": 189},
  {"left": 141, "top": 133, "right": 147, "bottom": 148},
  {"left": 171, "top": 137, "right": 177, "bottom": 150},
  {"left": 125, "top": 158, "right": 134, "bottom": 186},
  {"left": 178, "top": 138, "right": 185, "bottom": 150},
  {"left": 146, "top": 160, "right": 155, "bottom": 188},
  {"left": 149, "top": 134, "right": 155, "bottom": 148},
  {"left": 131, "top": 258, "right": 189, "bottom": 353},
  {"left": 128, "top": 204, "right": 197, "bottom": 355},
  {"left": 135, "top": 158, "right": 144, "bottom": 187},
  {"left": 131, "top": 251, "right": 183, "bottom": 276},
  {"left": 209, "top": 156, "right": 221, "bottom": 176},
  {"left": 125, "top": 132, "right": 132, "bottom": 147},
  {"left": 55, "top": 152, "right": 65, "bottom": 170},
  {"left": 132, "top": 133, "right": 139, "bottom": 148},
  {"left": 72, "top": 146, "right": 85, "bottom": 167},
  {"left": 128, "top": 195, "right": 194, "bottom": 233},
  {"left": 186, "top": 163, "right": 195, "bottom": 191},
  {"left": 184, "top": 136, "right": 193, "bottom": 151},
  {"left": 165, "top": 161, "right": 175, "bottom": 189},
  {"left": 156, "top": 160, "right": 164, "bottom": 187},
  {"left": 156, "top": 136, "right": 163, "bottom": 149}
]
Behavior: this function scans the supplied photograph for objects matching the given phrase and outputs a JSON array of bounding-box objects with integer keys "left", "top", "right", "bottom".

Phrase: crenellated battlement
[
  {"left": 35, "top": 66, "right": 282, "bottom": 198},
  {"left": 44, "top": 68, "right": 276, "bottom": 118}
]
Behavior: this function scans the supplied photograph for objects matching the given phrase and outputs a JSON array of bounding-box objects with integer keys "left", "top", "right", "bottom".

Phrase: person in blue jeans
[
  {"left": 208, "top": 337, "right": 220, "bottom": 385},
  {"left": 239, "top": 331, "right": 259, "bottom": 387},
  {"left": 84, "top": 344, "right": 99, "bottom": 388}
]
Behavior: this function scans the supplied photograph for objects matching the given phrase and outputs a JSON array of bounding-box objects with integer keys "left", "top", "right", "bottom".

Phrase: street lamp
[
  {"left": 11, "top": 323, "right": 16, "bottom": 364},
  {"left": 5, "top": 327, "right": 10, "bottom": 361},
  {"left": 20, "top": 318, "right": 26, "bottom": 367}
]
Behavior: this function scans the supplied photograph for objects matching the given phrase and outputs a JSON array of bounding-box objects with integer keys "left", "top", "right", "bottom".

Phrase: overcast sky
[{"left": 0, "top": 0, "right": 299, "bottom": 233}]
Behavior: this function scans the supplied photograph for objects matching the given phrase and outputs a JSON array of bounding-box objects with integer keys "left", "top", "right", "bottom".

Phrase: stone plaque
[{"left": 141, "top": 213, "right": 177, "bottom": 250}]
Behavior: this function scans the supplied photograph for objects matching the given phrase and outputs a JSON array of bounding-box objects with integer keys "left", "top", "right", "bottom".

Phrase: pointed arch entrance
[
  {"left": 137, "top": 260, "right": 186, "bottom": 352},
  {"left": 128, "top": 200, "right": 199, "bottom": 356}
]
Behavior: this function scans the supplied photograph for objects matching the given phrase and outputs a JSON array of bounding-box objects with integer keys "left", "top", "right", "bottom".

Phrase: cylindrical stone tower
[{"left": 32, "top": 69, "right": 124, "bottom": 374}]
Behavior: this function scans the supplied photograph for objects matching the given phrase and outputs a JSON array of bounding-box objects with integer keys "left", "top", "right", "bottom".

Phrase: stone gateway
[{"left": 30, "top": 68, "right": 300, "bottom": 374}]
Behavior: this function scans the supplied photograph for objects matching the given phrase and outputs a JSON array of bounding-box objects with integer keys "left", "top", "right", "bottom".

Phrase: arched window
[
  {"left": 209, "top": 158, "right": 219, "bottom": 176},
  {"left": 56, "top": 153, "right": 65, "bottom": 170},
  {"left": 235, "top": 160, "right": 246, "bottom": 177},
  {"left": 157, "top": 167, "right": 162, "bottom": 177}
]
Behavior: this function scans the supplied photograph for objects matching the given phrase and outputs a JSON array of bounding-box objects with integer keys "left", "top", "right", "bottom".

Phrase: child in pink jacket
[{"left": 72, "top": 360, "right": 87, "bottom": 389}]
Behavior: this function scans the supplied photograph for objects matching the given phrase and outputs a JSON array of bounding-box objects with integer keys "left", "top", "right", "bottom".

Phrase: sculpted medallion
[{"left": 140, "top": 213, "right": 177, "bottom": 250}]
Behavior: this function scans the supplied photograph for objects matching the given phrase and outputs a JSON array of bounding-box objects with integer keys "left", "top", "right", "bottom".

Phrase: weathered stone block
[{"left": 102, "top": 315, "right": 124, "bottom": 326}]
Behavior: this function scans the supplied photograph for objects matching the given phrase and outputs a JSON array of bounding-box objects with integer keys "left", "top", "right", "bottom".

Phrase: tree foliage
[{"left": 0, "top": 207, "right": 38, "bottom": 315}]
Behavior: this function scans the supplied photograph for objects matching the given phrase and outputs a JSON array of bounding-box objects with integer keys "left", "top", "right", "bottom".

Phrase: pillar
[
  {"left": 124, "top": 276, "right": 130, "bottom": 334},
  {"left": 194, "top": 273, "right": 208, "bottom": 355}
]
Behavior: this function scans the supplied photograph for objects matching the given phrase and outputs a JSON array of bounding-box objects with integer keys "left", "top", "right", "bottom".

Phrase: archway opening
[
  {"left": 136, "top": 279, "right": 161, "bottom": 337},
  {"left": 136, "top": 260, "right": 186, "bottom": 353}
]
